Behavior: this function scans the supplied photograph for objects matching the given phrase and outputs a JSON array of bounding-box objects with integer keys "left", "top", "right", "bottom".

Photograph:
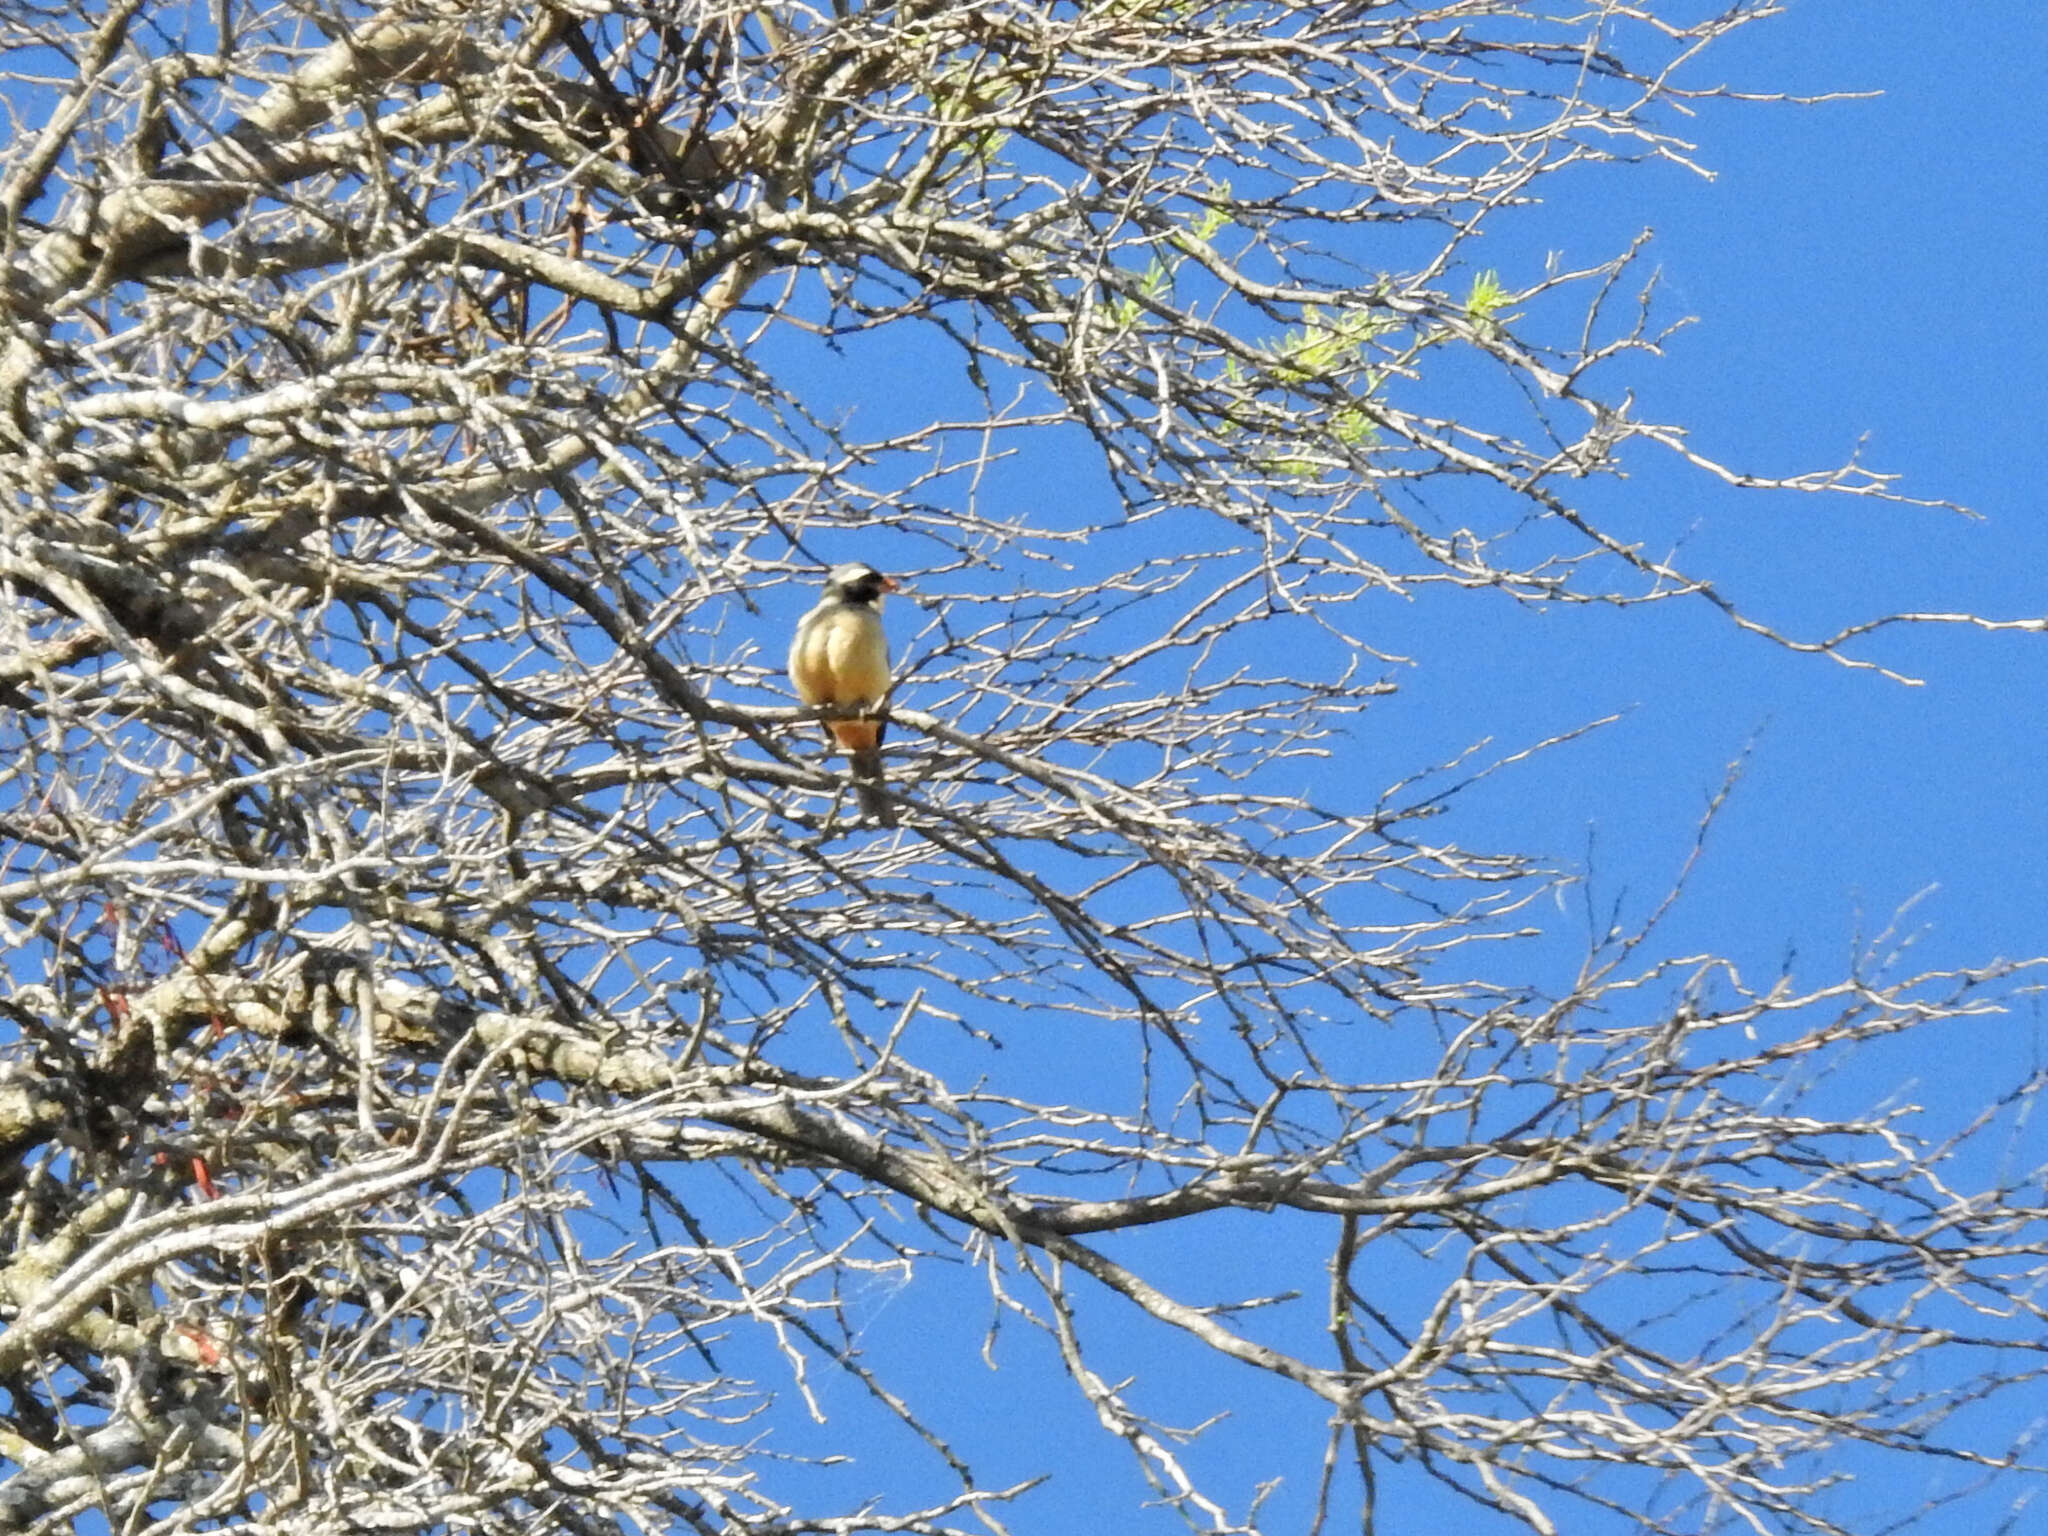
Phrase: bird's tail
[{"left": 851, "top": 747, "right": 897, "bottom": 828}]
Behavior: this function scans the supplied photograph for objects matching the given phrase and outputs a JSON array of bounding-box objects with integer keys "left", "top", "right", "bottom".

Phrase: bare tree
[{"left": 0, "top": 2, "right": 2041, "bottom": 1533}]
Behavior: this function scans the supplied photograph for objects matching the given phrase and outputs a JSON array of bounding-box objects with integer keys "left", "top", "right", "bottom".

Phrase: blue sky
[{"left": 1389, "top": 1, "right": 2048, "bottom": 976}]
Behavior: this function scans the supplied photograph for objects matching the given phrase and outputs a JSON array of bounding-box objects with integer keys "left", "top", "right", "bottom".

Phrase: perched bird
[{"left": 788, "top": 562, "right": 899, "bottom": 826}]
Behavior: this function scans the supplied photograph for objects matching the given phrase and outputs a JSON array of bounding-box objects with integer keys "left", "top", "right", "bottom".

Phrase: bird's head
[{"left": 824, "top": 563, "right": 899, "bottom": 606}]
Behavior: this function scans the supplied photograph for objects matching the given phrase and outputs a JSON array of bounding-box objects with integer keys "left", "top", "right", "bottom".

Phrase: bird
[{"left": 788, "top": 561, "right": 899, "bottom": 826}]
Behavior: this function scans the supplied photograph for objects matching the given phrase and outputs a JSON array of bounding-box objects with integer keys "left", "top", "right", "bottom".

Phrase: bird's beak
[{"left": 880, "top": 575, "right": 902, "bottom": 594}]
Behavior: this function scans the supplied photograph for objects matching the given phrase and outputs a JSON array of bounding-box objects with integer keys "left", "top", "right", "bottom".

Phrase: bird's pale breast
[{"left": 790, "top": 604, "right": 889, "bottom": 706}]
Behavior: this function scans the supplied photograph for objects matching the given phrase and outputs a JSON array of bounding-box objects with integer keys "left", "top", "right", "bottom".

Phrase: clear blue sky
[
  {"left": 764, "top": 6, "right": 2048, "bottom": 1532},
  {"left": 1385, "top": 1, "right": 2048, "bottom": 980}
]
